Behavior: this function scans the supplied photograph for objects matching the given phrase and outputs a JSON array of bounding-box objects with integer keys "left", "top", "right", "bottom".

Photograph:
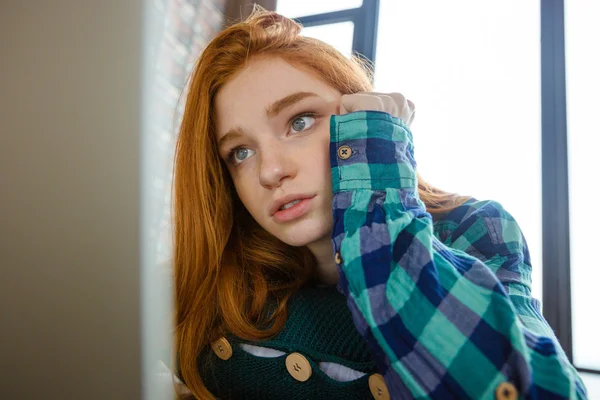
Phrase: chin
[{"left": 277, "top": 219, "right": 332, "bottom": 247}]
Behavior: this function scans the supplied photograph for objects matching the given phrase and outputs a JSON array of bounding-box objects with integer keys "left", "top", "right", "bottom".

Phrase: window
[
  {"left": 276, "top": 0, "right": 378, "bottom": 62},
  {"left": 275, "top": 0, "right": 600, "bottom": 392},
  {"left": 302, "top": 22, "right": 355, "bottom": 58},
  {"left": 565, "top": 0, "right": 600, "bottom": 372},
  {"left": 374, "top": 0, "right": 543, "bottom": 302},
  {"left": 277, "top": 0, "right": 363, "bottom": 19}
]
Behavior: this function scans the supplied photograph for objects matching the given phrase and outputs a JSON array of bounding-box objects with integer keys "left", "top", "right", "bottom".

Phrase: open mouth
[{"left": 273, "top": 197, "right": 314, "bottom": 222}]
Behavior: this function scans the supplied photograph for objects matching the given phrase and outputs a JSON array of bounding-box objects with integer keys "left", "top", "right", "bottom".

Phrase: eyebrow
[
  {"left": 217, "top": 127, "right": 246, "bottom": 153},
  {"left": 265, "top": 91, "right": 318, "bottom": 118},
  {"left": 218, "top": 91, "right": 319, "bottom": 152}
]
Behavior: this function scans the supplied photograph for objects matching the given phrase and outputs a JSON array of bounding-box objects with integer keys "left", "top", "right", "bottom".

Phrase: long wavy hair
[{"left": 171, "top": 6, "right": 472, "bottom": 399}]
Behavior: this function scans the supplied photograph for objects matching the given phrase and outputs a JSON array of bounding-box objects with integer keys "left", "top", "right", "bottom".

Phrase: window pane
[
  {"left": 277, "top": 0, "right": 363, "bottom": 18},
  {"left": 302, "top": 22, "right": 354, "bottom": 59},
  {"left": 374, "top": 0, "right": 542, "bottom": 302},
  {"left": 565, "top": 0, "right": 600, "bottom": 371}
]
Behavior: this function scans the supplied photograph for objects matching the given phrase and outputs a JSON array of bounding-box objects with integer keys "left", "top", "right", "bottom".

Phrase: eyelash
[{"left": 225, "top": 111, "right": 318, "bottom": 166}]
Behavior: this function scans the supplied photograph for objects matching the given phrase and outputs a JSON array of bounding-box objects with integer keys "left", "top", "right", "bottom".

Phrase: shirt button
[
  {"left": 335, "top": 252, "right": 343, "bottom": 265},
  {"left": 211, "top": 337, "right": 233, "bottom": 360},
  {"left": 337, "top": 145, "right": 353, "bottom": 160},
  {"left": 495, "top": 382, "right": 518, "bottom": 400},
  {"left": 368, "top": 373, "right": 390, "bottom": 400},
  {"left": 285, "top": 352, "right": 312, "bottom": 382}
]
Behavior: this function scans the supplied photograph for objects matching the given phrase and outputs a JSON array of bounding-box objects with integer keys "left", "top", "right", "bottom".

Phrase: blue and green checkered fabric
[{"left": 329, "top": 111, "right": 587, "bottom": 399}]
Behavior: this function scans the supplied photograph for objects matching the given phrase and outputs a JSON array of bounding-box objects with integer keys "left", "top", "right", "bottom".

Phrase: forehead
[{"left": 214, "top": 57, "right": 338, "bottom": 136}]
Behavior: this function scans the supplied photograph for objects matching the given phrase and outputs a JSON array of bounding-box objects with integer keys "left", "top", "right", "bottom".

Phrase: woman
[{"left": 171, "top": 6, "right": 587, "bottom": 399}]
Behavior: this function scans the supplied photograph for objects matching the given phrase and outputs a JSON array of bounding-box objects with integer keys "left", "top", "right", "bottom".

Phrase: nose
[{"left": 258, "top": 143, "right": 296, "bottom": 189}]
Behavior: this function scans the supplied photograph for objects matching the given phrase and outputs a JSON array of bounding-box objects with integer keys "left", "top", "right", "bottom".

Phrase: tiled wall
[{"left": 151, "top": 0, "right": 227, "bottom": 267}]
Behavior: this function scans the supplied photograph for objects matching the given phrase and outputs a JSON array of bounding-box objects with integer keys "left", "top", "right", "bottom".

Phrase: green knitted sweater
[{"left": 197, "top": 285, "right": 381, "bottom": 399}]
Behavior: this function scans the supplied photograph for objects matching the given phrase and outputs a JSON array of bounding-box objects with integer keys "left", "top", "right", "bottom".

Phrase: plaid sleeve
[{"left": 329, "top": 111, "right": 587, "bottom": 399}]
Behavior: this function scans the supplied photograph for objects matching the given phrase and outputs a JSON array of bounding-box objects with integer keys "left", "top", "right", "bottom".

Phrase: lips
[
  {"left": 270, "top": 193, "right": 315, "bottom": 216},
  {"left": 272, "top": 197, "right": 314, "bottom": 223}
]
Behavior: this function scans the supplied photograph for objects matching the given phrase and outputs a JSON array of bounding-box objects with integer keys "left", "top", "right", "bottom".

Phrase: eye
[
  {"left": 227, "top": 147, "right": 256, "bottom": 165},
  {"left": 290, "top": 113, "right": 316, "bottom": 133}
]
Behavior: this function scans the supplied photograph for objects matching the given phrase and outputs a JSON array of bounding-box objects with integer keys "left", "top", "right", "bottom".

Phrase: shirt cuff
[{"left": 329, "top": 111, "right": 418, "bottom": 193}]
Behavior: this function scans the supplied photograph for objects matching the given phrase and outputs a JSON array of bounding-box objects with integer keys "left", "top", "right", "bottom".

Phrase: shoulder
[
  {"left": 434, "top": 198, "right": 528, "bottom": 259},
  {"left": 436, "top": 198, "right": 514, "bottom": 226}
]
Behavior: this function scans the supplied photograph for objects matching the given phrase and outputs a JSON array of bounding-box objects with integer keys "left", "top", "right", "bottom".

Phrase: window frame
[
  {"left": 540, "top": 0, "right": 575, "bottom": 365},
  {"left": 292, "top": 0, "right": 380, "bottom": 64},
  {"left": 542, "top": 0, "right": 600, "bottom": 376}
]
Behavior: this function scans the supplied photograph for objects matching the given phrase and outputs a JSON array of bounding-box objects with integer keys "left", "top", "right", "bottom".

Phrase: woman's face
[{"left": 215, "top": 56, "right": 342, "bottom": 247}]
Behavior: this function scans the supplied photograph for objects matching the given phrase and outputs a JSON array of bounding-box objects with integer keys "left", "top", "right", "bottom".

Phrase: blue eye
[
  {"left": 226, "top": 113, "right": 317, "bottom": 167},
  {"left": 291, "top": 114, "right": 316, "bottom": 133},
  {"left": 227, "top": 147, "right": 255, "bottom": 165},
  {"left": 235, "top": 148, "right": 250, "bottom": 160}
]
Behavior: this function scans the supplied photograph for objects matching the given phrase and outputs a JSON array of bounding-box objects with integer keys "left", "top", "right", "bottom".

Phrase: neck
[{"left": 306, "top": 236, "right": 339, "bottom": 286}]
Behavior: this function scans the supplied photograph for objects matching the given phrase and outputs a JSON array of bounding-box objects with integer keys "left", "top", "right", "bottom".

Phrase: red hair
[{"left": 171, "top": 6, "right": 471, "bottom": 399}]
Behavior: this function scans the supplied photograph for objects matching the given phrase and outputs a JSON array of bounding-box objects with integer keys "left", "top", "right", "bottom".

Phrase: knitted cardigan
[{"left": 197, "top": 285, "right": 380, "bottom": 399}]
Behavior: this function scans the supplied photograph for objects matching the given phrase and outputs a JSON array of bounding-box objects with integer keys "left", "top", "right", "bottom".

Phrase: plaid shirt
[{"left": 329, "top": 111, "right": 587, "bottom": 399}]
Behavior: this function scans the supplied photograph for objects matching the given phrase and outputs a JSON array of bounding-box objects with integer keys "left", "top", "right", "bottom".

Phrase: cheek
[
  {"left": 232, "top": 176, "right": 273, "bottom": 226},
  {"left": 231, "top": 177, "right": 258, "bottom": 213},
  {"left": 317, "top": 130, "right": 332, "bottom": 179}
]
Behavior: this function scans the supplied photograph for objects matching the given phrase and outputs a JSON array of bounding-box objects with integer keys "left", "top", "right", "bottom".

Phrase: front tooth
[{"left": 280, "top": 199, "right": 301, "bottom": 210}]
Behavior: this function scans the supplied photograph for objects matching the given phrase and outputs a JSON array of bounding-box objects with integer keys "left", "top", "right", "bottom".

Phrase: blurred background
[{"left": 1, "top": 0, "right": 598, "bottom": 398}]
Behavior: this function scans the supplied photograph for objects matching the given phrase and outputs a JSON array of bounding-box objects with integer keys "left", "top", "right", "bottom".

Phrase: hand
[{"left": 339, "top": 92, "right": 416, "bottom": 127}]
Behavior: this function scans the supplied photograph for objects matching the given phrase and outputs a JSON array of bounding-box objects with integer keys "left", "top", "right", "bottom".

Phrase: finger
[
  {"left": 340, "top": 93, "right": 385, "bottom": 115},
  {"left": 355, "top": 92, "right": 399, "bottom": 114},
  {"left": 404, "top": 98, "right": 416, "bottom": 126},
  {"left": 379, "top": 95, "right": 398, "bottom": 116},
  {"left": 386, "top": 92, "right": 411, "bottom": 113},
  {"left": 360, "top": 92, "right": 415, "bottom": 121},
  {"left": 362, "top": 91, "right": 409, "bottom": 107},
  {"left": 408, "top": 109, "right": 416, "bottom": 126},
  {"left": 386, "top": 93, "right": 415, "bottom": 126}
]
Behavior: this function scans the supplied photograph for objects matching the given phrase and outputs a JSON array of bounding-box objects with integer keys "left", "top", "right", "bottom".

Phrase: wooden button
[
  {"left": 337, "top": 145, "right": 352, "bottom": 160},
  {"left": 368, "top": 373, "right": 390, "bottom": 400},
  {"left": 285, "top": 352, "right": 312, "bottom": 382},
  {"left": 334, "top": 252, "right": 343, "bottom": 265},
  {"left": 495, "top": 382, "right": 518, "bottom": 400},
  {"left": 211, "top": 337, "right": 233, "bottom": 360}
]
